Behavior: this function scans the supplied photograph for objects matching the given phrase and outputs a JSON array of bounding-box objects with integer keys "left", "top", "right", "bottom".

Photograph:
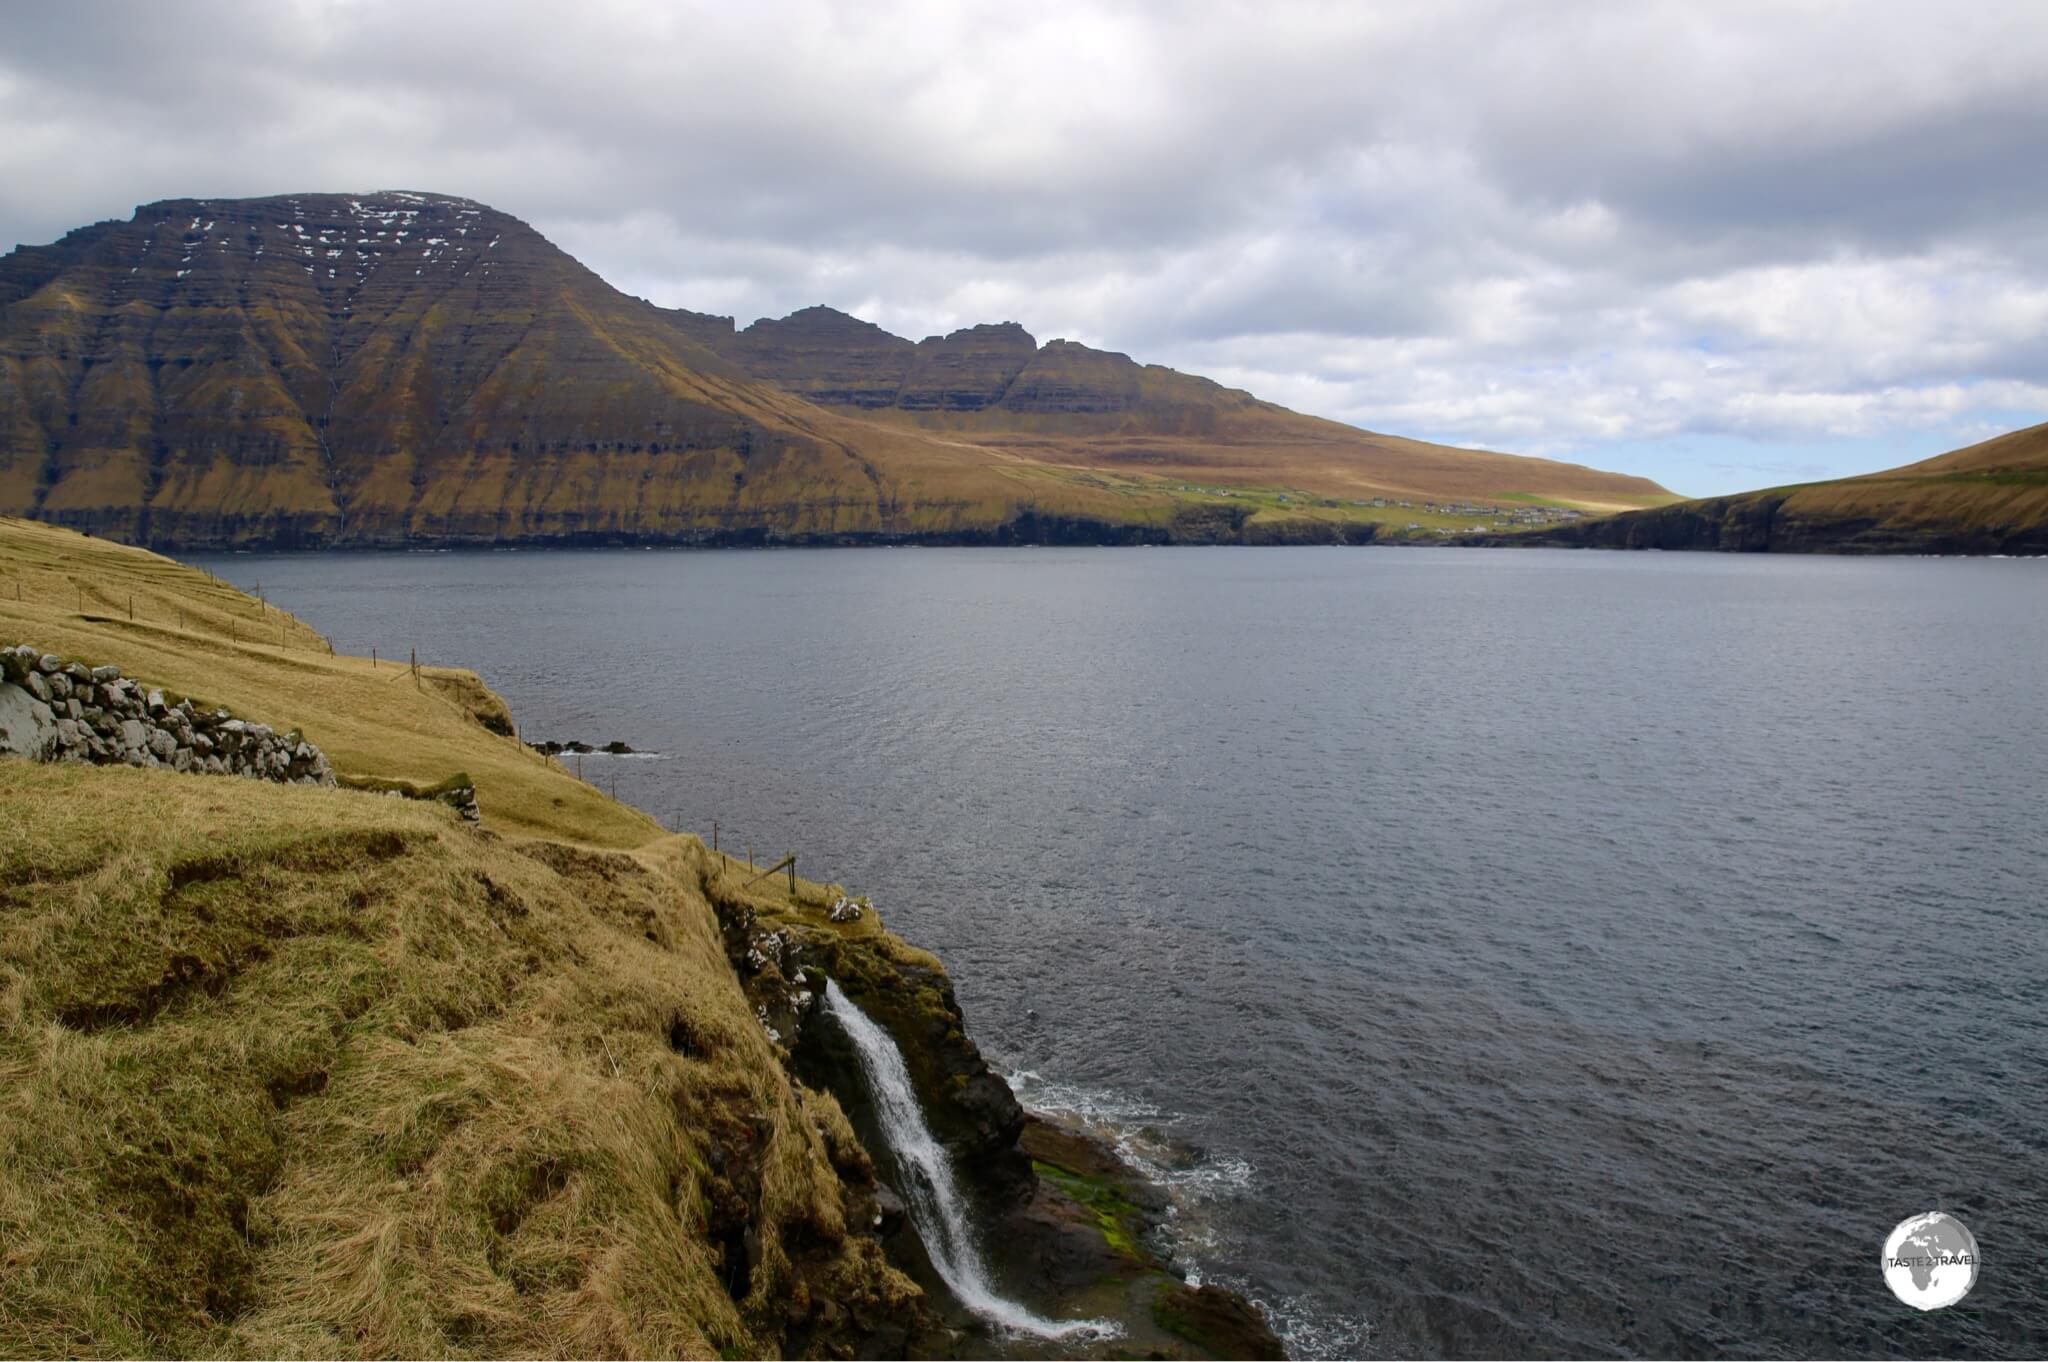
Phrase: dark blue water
[{"left": 197, "top": 546, "right": 2048, "bottom": 1359}]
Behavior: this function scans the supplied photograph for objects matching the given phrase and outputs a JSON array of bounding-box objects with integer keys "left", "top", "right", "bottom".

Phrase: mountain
[
  {"left": 0, "top": 192, "right": 1670, "bottom": 549},
  {"left": 1495, "top": 422, "right": 2048, "bottom": 554},
  {"left": 692, "top": 304, "right": 1675, "bottom": 511}
]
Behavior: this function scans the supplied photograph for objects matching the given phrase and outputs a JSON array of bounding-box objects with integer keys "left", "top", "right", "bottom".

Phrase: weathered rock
[
  {"left": 0, "top": 683, "right": 57, "bottom": 759},
  {"left": 1151, "top": 1283, "right": 1288, "bottom": 1360},
  {"left": 23, "top": 671, "right": 51, "bottom": 704},
  {"left": 89, "top": 664, "right": 120, "bottom": 683}
]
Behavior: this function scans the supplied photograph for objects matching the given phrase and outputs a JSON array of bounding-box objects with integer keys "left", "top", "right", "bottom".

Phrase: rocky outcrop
[
  {"left": 701, "top": 872, "right": 1285, "bottom": 1357},
  {"left": 1001, "top": 339, "right": 1143, "bottom": 414},
  {"left": 0, "top": 643, "right": 335, "bottom": 782},
  {"left": 720, "top": 305, "right": 917, "bottom": 408},
  {"left": 652, "top": 303, "right": 737, "bottom": 350},
  {"left": 709, "top": 887, "right": 1030, "bottom": 1204}
]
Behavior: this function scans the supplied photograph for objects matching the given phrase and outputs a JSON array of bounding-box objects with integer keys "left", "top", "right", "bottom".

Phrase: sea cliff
[{"left": 0, "top": 515, "right": 1278, "bottom": 1358}]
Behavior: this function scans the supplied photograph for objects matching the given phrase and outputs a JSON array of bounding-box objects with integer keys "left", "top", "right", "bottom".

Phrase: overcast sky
[{"left": 5, "top": 1, "right": 2046, "bottom": 495}]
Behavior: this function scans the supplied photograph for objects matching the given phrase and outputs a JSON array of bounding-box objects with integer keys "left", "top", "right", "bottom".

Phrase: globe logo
[{"left": 1881, "top": 1212, "right": 1979, "bottom": 1311}]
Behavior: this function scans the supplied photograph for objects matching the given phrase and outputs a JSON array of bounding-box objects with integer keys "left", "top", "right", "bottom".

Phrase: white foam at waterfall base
[
  {"left": 1003, "top": 1067, "right": 1374, "bottom": 1358},
  {"left": 821, "top": 981, "right": 1116, "bottom": 1341}
]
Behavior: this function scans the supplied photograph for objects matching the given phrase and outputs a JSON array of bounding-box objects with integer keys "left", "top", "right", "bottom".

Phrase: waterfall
[{"left": 822, "top": 980, "right": 1113, "bottom": 1340}]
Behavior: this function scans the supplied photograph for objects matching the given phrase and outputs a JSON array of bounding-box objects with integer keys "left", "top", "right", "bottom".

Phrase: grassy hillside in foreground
[
  {"left": 1490, "top": 421, "right": 2048, "bottom": 555},
  {"left": 0, "top": 517, "right": 1270, "bottom": 1359},
  {"left": 0, "top": 764, "right": 923, "bottom": 1357},
  {"left": 0, "top": 516, "right": 930, "bottom": 1356}
]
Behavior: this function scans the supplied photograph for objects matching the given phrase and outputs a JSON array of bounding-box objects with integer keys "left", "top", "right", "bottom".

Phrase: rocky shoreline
[{"left": 709, "top": 871, "right": 1285, "bottom": 1358}]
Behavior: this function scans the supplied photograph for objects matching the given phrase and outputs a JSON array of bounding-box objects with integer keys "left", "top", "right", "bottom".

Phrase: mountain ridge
[{"left": 0, "top": 191, "right": 1672, "bottom": 549}]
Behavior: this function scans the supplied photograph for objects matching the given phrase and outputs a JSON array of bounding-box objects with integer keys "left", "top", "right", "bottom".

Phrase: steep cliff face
[{"left": 897, "top": 323, "right": 1039, "bottom": 412}]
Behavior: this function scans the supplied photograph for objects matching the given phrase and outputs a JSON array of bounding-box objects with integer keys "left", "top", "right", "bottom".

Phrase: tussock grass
[{"left": 0, "top": 762, "right": 915, "bottom": 1357}]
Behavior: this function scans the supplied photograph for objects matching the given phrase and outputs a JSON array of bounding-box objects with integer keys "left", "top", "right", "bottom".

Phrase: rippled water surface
[{"left": 199, "top": 547, "right": 2048, "bottom": 1358}]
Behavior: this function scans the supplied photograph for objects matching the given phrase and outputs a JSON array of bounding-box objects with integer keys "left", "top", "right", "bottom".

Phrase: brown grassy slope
[
  {"left": 0, "top": 764, "right": 918, "bottom": 1358},
  {"left": 0, "top": 514, "right": 653, "bottom": 845},
  {"left": 1498, "top": 420, "right": 2048, "bottom": 553}
]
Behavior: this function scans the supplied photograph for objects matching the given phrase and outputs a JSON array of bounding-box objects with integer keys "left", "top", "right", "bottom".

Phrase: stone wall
[{"left": 0, "top": 643, "right": 335, "bottom": 784}]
